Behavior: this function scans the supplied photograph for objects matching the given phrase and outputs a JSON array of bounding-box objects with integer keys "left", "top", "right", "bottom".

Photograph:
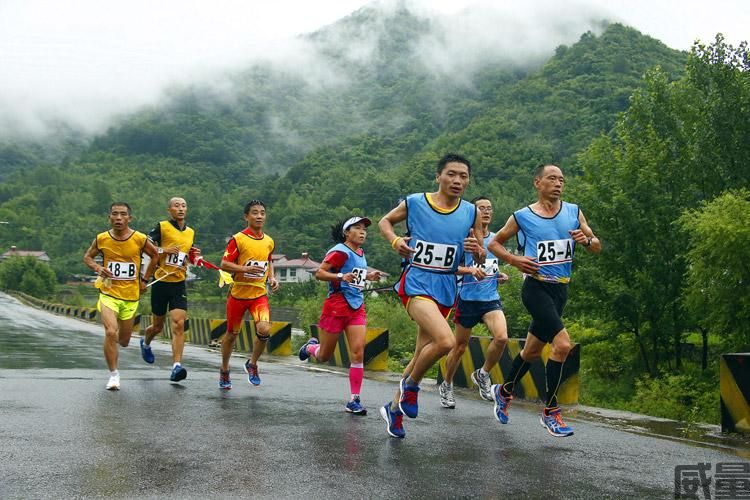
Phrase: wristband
[
  {"left": 391, "top": 236, "right": 403, "bottom": 249},
  {"left": 585, "top": 236, "right": 593, "bottom": 247}
]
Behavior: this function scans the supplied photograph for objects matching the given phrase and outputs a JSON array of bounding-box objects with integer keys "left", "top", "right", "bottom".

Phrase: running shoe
[
  {"left": 540, "top": 408, "right": 574, "bottom": 437},
  {"left": 140, "top": 337, "right": 155, "bottom": 364},
  {"left": 345, "top": 396, "right": 367, "bottom": 415},
  {"left": 491, "top": 384, "right": 512, "bottom": 424},
  {"left": 170, "top": 364, "right": 187, "bottom": 382},
  {"left": 398, "top": 378, "right": 420, "bottom": 418},
  {"left": 219, "top": 370, "right": 232, "bottom": 390},
  {"left": 380, "top": 402, "right": 405, "bottom": 439},
  {"left": 439, "top": 381, "right": 456, "bottom": 409},
  {"left": 244, "top": 360, "right": 261, "bottom": 386},
  {"left": 106, "top": 374, "right": 120, "bottom": 391},
  {"left": 298, "top": 337, "right": 319, "bottom": 361},
  {"left": 471, "top": 369, "right": 493, "bottom": 401}
]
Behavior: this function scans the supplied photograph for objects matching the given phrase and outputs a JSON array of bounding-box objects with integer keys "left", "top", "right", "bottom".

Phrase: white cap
[{"left": 342, "top": 216, "right": 372, "bottom": 234}]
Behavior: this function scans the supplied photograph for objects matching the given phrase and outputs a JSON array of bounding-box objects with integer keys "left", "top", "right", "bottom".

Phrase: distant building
[
  {"left": 1, "top": 246, "right": 50, "bottom": 263},
  {"left": 273, "top": 253, "right": 321, "bottom": 283}
]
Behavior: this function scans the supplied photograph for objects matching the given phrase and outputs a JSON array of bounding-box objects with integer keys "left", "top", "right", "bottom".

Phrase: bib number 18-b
[{"left": 107, "top": 261, "right": 137, "bottom": 280}]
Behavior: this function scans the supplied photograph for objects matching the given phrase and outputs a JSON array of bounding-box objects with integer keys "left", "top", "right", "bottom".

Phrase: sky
[{"left": 0, "top": 0, "right": 747, "bottom": 138}]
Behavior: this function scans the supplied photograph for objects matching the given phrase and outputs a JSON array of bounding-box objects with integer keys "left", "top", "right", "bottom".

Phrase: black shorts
[
  {"left": 521, "top": 277, "right": 568, "bottom": 343},
  {"left": 150, "top": 281, "right": 188, "bottom": 316},
  {"left": 454, "top": 298, "right": 503, "bottom": 329}
]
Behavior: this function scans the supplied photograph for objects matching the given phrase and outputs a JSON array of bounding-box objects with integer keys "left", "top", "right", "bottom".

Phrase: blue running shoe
[
  {"left": 398, "top": 378, "right": 420, "bottom": 418},
  {"left": 379, "top": 402, "right": 405, "bottom": 438},
  {"left": 345, "top": 396, "right": 367, "bottom": 415},
  {"left": 299, "top": 337, "right": 319, "bottom": 361},
  {"left": 491, "top": 384, "right": 512, "bottom": 424},
  {"left": 219, "top": 370, "right": 232, "bottom": 390},
  {"left": 170, "top": 364, "right": 187, "bottom": 382},
  {"left": 540, "top": 408, "right": 574, "bottom": 437},
  {"left": 244, "top": 360, "right": 261, "bottom": 386},
  {"left": 140, "top": 337, "right": 155, "bottom": 364}
]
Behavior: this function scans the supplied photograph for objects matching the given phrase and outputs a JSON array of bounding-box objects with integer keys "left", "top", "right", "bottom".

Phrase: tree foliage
[{"left": 0, "top": 257, "right": 58, "bottom": 299}]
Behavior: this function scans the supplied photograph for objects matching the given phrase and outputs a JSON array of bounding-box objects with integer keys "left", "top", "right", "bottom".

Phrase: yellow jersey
[
  {"left": 152, "top": 220, "right": 195, "bottom": 283},
  {"left": 96, "top": 230, "right": 147, "bottom": 301},
  {"left": 224, "top": 229, "right": 274, "bottom": 300}
]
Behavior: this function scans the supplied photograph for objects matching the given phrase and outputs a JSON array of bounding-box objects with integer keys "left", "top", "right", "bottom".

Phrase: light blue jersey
[
  {"left": 326, "top": 243, "right": 368, "bottom": 310},
  {"left": 395, "top": 193, "right": 477, "bottom": 307},
  {"left": 514, "top": 201, "right": 580, "bottom": 283},
  {"left": 459, "top": 231, "right": 500, "bottom": 302}
]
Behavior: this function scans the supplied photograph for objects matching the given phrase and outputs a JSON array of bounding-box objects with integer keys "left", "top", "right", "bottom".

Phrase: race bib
[
  {"left": 107, "top": 260, "right": 137, "bottom": 280},
  {"left": 165, "top": 251, "right": 188, "bottom": 268},
  {"left": 349, "top": 267, "right": 367, "bottom": 289},
  {"left": 243, "top": 260, "right": 269, "bottom": 279},
  {"left": 412, "top": 240, "right": 458, "bottom": 271},
  {"left": 536, "top": 239, "right": 574, "bottom": 265},
  {"left": 478, "top": 258, "right": 499, "bottom": 277}
]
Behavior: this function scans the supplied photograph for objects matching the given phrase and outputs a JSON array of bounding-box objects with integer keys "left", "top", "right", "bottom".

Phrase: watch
[
  {"left": 157, "top": 247, "right": 164, "bottom": 254},
  {"left": 585, "top": 237, "right": 593, "bottom": 247},
  {"left": 336, "top": 273, "right": 344, "bottom": 281}
]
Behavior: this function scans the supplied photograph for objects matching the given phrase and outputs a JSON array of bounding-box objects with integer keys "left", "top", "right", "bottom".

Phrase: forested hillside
[{"left": 0, "top": 18, "right": 685, "bottom": 277}]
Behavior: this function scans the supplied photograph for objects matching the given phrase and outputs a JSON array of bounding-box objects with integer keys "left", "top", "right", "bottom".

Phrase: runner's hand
[
  {"left": 244, "top": 265, "right": 266, "bottom": 275},
  {"left": 470, "top": 266, "right": 487, "bottom": 280},
  {"left": 568, "top": 229, "right": 589, "bottom": 246},
  {"left": 341, "top": 273, "right": 356, "bottom": 283},
  {"left": 511, "top": 255, "right": 540, "bottom": 274},
  {"left": 97, "top": 265, "right": 114, "bottom": 279},
  {"left": 497, "top": 272, "right": 510, "bottom": 284},
  {"left": 270, "top": 277, "right": 280, "bottom": 292},
  {"left": 463, "top": 229, "right": 481, "bottom": 254},
  {"left": 164, "top": 245, "right": 180, "bottom": 255},
  {"left": 367, "top": 270, "right": 383, "bottom": 281},
  {"left": 394, "top": 236, "right": 416, "bottom": 259}
]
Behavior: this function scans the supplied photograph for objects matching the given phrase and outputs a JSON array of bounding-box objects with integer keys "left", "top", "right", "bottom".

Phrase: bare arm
[
  {"left": 83, "top": 238, "right": 113, "bottom": 278},
  {"left": 315, "top": 261, "right": 355, "bottom": 283},
  {"left": 488, "top": 215, "right": 540, "bottom": 275},
  {"left": 570, "top": 210, "right": 601, "bottom": 254},
  {"left": 379, "top": 201, "right": 415, "bottom": 259},
  {"left": 141, "top": 240, "right": 159, "bottom": 281},
  {"left": 463, "top": 209, "right": 486, "bottom": 264}
]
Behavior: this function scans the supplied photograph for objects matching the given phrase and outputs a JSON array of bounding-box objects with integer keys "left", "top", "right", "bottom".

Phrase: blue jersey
[
  {"left": 514, "top": 201, "right": 580, "bottom": 283},
  {"left": 396, "top": 193, "right": 477, "bottom": 307},
  {"left": 459, "top": 231, "right": 500, "bottom": 302},
  {"left": 326, "top": 243, "right": 368, "bottom": 309}
]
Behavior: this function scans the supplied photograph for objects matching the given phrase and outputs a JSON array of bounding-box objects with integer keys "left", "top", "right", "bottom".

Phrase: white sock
[
  {"left": 110, "top": 370, "right": 119, "bottom": 377},
  {"left": 173, "top": 362, "right": 181, "bottom": 369},
  {"left": 480, "top": 367, "right": 489, "bottom": 376},
  {"left": 351, "top": 394, "right": 359, "bottom": 400},
  {"left": 443, "top": 381, "right": 452, "bottom": 388}
]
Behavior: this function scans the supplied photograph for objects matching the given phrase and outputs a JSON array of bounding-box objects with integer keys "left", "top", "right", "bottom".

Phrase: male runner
[
  {"left": 219, "top": 200, "right": 279, "bottom": 389},
  {"left": 83, "top": 202, "right": 158, "bottom": 390},
  {"left": 140, "top": 197, "right": 200, "bottom": 382},
  {"left": 488, "top": 164, "right": 600, "bottom": 437},
  {"left": 440, "top": 196, "right": 509, "bottom": 408},
  {"left": 378, "top": 153, "right": 485, "bottom": 438}
]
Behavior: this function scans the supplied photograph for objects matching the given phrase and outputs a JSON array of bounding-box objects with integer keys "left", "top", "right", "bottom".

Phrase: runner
[
  {"left": 140, "top": 197, "right": 201, "bottom": 382},
  {"left": 83, "top": 202, "right": 158, "bottom": 390},
  {"left": 298, "top": 216, "right": 382, "bottom": 415},
  {"left": 378, "top": 153, "right": 485, "bottom": 438},
  {"left": 218, "top": 200, "right": 279, "bottom": 389},
  {"left": 488, "top": 164, "right": 601, "bottom": 437},
  {"left": 440, "top": 196, "right": 509, "bottom": 408}
]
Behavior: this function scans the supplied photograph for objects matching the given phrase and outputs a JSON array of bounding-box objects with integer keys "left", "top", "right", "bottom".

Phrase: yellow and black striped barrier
[
  {"left": 721, "top": 353, "right": 750, "bottom": 433},
  {"left": 308, "top": 324, "right": 389, "bottom": 371},
  {"left": 437, "top": 336, "right": 580, "bottom": 404},
  {"left": 139, "top": 315, "right": 292, "bottom": 356}
]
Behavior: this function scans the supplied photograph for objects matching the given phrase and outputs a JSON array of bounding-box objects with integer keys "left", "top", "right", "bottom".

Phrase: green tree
[
  {"left": 679, "top": 190, "right": 750, "bottom": 350},
  {"left": 0, "top": 257, "right": 58, "bottom": 298}
]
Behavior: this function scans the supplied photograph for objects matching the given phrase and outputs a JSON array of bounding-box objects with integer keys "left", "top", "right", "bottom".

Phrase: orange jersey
[{"left": 224, "top": 228, "right": 274, "bottom": 300}]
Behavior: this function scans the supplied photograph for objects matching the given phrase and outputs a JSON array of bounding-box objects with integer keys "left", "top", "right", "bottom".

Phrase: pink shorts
[{"left": 318, "top": 295, "right": 366, "bottom": 334}]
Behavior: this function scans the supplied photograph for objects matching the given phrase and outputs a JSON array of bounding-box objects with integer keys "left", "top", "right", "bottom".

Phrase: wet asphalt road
[{"left": 0, "top": 292, "right": 746, "bottom": 499}]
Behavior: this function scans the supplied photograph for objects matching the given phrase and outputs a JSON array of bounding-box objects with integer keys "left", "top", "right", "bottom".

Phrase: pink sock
[
  {"left": 349, "top": 363, "right": 364, "bottom": 396},
  {"left": 308, "top": 343, "right": 320, "bottom": 359}
]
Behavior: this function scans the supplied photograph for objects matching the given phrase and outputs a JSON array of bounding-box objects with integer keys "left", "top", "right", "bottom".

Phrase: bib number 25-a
[{"left": 536, "top": 239, "right": 573, "bottom": 265}]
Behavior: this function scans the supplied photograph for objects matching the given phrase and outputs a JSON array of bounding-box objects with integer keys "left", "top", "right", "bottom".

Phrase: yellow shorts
[{"left": 97, "top": 294, "right": 139, "bottom": 321}]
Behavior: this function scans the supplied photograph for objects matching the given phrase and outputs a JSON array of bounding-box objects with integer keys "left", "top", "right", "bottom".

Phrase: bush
[
  {"left": 0, "top": 256, "right": 58, "bottom": 299},
  {"left": 630, "top": 369, "right": 719, "bottom": 424}
]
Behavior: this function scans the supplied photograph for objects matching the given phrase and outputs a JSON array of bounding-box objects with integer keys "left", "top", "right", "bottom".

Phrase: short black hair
[
  {"left": 471, "top": 196, "right": 491, "bottom": 204},
  {"left": 534, "top": 163, "right": 559, "bottom": 179},
  {"left": 437, "top": 153, "right": 471, "bottom": 175},
  {"left": 244, "top": 200, "right": 266, "bottom": 215},
  {"left": 110, "top": 202, "right": 131, "bottom": 215},
  {"left": 330, "top": 218, "right": 348, "bottom": 244}
]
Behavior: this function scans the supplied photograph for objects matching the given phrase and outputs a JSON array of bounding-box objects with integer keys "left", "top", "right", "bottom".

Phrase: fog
[{"left": 0, "top": 0, "right": 746, "bottom": 139}]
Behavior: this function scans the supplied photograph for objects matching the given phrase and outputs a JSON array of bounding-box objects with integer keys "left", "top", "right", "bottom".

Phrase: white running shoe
[
  {"left": 439, "top": 381, "right": 456, "bottom": 409},
  {"left": 106, "top": 374, "right": 120, "bottom": 391},
  {"left": 471, "top": 369, "right": 493, "bottom": 401}
]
